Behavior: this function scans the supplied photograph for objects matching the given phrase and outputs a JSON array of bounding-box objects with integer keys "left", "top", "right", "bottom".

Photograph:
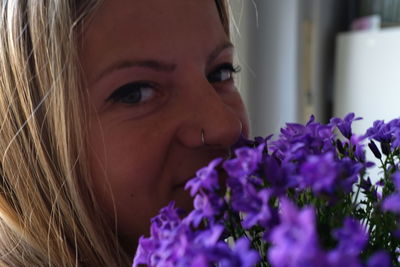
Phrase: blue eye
[
  {"left": 208, "top": 63, "right": 241, "bottom": 83},
  {"left": 106, "top": 82, "right": 156, "bottom": 104}
]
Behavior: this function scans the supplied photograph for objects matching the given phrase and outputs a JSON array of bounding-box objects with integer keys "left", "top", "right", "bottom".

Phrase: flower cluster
[
  {"left": 133, "top": 202, "right": 259, "bottom": 267},
  {"left": 134, "top": 113, "right": 400, "bottom": 267}
]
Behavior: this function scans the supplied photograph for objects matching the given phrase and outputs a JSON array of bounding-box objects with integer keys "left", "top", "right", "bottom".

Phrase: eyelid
[{"left": 212, "top": 63, "right": 241, "bottom": 74}]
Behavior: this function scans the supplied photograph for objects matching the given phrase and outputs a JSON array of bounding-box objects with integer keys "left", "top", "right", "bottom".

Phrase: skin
[{"left": 80, "top": 0, "right": 249, "bottom": 252}]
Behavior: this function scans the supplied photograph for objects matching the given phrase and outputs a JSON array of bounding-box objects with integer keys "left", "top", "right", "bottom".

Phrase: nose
[{"left": 176, "top": 77, "right": 244, "bottom": 150}]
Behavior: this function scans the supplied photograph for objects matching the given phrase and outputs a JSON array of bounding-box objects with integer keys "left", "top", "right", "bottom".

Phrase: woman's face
[{"left": 81, "top": 0, "right": 249, "bottom": 247}]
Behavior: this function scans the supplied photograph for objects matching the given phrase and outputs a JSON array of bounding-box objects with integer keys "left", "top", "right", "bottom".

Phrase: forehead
[
  {"left": 81, "top": 0, "right": 227, "bottom": 83},
  {"left": 86, "top": 0, "right": 221, "bottom": 31}
]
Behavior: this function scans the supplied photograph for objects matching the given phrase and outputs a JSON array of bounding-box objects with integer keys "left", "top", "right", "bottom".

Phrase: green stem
[{"left": 353, "top": 182, "right": 361, "bottom": 207}]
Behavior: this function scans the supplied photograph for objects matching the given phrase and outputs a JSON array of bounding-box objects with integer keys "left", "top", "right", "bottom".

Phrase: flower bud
[
  {"left": 381, "top": 142, "right": 391, "bottom": 156},
  {"left": 368, "top": 140, "right": 382, "bottom": 159},
  {"left": 336, "top": 140, "right": 345, "bottom": 155}
]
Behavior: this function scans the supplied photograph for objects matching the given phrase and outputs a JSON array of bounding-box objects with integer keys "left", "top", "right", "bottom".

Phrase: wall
[
  {"left": 230, "top": 0, "right": 350, "bottom": 138},
  {"left": 230, "top": 0, "right": 299, "bottom": 138}
]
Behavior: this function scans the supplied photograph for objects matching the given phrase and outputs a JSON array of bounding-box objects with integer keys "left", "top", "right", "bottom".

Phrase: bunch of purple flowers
[{"left": 133, "top": 113, "right": 400, "bottom": 267}]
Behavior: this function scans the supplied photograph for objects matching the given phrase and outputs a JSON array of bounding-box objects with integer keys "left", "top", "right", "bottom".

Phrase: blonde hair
[{"left": 0, "top": 1, "right": 230, "bottom": 266}]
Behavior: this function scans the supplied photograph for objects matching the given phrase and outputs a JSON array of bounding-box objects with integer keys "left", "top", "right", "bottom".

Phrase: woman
[{"left": 0, "top": 0, "right": 249, "bottom": 266}]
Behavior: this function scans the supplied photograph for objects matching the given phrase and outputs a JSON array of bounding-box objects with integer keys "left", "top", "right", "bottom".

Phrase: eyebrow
[{"left": 93, "top": 41, "right": 234, "bottom": 83}]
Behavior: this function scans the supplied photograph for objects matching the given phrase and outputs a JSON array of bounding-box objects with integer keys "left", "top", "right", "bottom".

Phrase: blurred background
[{"left": 229, "top": 0, "right": 400, "bottom": 138}]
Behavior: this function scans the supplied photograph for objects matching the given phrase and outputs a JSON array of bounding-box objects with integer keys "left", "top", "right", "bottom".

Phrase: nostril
[{"left": 233, "top": 119, "right": 244, "bottom": 145}]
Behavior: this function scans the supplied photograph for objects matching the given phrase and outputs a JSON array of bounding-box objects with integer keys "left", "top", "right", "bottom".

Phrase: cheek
[
  {"left": 87, "top": 120, "right": 172, "bottom": 236},
  {"left": 89, "top": 127, "right": 160, "bottom": 195}
]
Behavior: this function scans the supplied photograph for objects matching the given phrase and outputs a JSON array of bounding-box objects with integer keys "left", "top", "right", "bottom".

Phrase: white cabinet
[{"left": 334, "top": 27, "right": 400, "bottom": 134}]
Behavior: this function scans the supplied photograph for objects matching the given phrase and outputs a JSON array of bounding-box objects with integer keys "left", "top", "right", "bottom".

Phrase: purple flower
[
  {"left": 134, "top": 204, "right": 231, "bottom": 267},
  {"left": 185, "top": 192, "right": 225, "bottom": 227},
  {"left": 393, "top": 171, "right": 400, "bottom": 191},
  {"left": 378, "top": 172, "right": 400, "bottom": 215},
  {"left": 350, "top": 134, "right": 367, "bottom": 162},
  {"left": 388, "top": 118, "right": 400, "bottom": 148},
  {"left": 134, "top": 201, "right": 258, "bottom": 267},
  {"left": 336, "top": 158, "right": 364, "bottom": 193},
  {"left": 185, "top": 158, "right": 223, "bottom": 196},
  {"left": 366, "top": 120, "right": 392, "bottom": 143},
  {"left": 134, "top": 114, "right": 400, "bottom": 267},
  {"left": 326, "top": 218, "right": 368, "bottom": 267},
  {"left": 270, "top": 115, "right": 336, "bottom": 165},
  {"left": 231, "top": 133, "right": 268, "bottom": 150},
  {"left": 332, "top": 217, "right": 368, "bottom": 255},
  {"left": 388, "top": 118, "right": 400, "bottom": 129},
  {"left": 192, "top": 230, "right": 260, "bottom": 267},
  {"left": 133, "top": 202, "right": 187, "bottom": 266},
  {"left": 226, "top": 237, "right": 260, "bottom": 267},
  {"left": 194, "top": 225, "right": 225, "bottom": 247},
  {"left": 268, "top": 198, "right": 324, "bottom": 267},
  {"left": 327, "top": 251, "right": 362, "bottom": 267},
  {"left": 230, "top": 185, "right": 273, "bottom": 229},
  {"left": 181, "top": 226, "right": 233, "bottom": 267},
  {"left": 382, "top": 194, "right": 400, "bottom": 213},
  {"left": 299, "top": 152, "right": 337, "bottom": 194},
  {"left": 330, "top": 113, "right": 362, "bottom": 139},
  {"left": 192, "top": 244, "right": 232, "bottom": 267},
  {"left": 133, "top": 236, "right": 155, "bottom": 267},
  {"left": 223, "top": 145, "right": 264, "bottom": 179},
  {"left": 261, "top": 154, "right": 295, "bottom": 194},
  {"left": 392, "top": 128, "right": 400, "bottom": 148},
  {"left": 367, "top": 250, "right": 392, "bottom": 267},
  {"left": 376, "top": 179, "right": 385, "bottom": 187},
  {"left": 149, "top": 202, "right": 183, "bottom": 240}
]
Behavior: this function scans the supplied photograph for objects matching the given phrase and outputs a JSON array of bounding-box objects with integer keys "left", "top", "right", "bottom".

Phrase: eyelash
[
  {"left": 106, "top": 63, "right": 241, "bottom": 105},
  {"left": 208, "top": 63, "right": 241, "bottom": 83},
  {"left": 106, "top": 81, "right": 157, "bottom": 104}
]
